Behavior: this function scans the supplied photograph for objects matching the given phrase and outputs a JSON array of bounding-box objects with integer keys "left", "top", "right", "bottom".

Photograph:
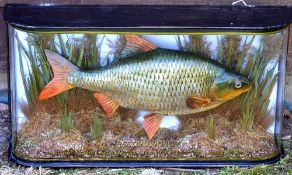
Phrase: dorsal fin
[{"left": 122, "top": 35, "right": 157, "bottom": 57}]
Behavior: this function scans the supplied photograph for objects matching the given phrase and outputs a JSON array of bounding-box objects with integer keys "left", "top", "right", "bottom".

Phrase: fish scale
[{"left": 68, "top": 49, "right": 224, "bottom": 115}]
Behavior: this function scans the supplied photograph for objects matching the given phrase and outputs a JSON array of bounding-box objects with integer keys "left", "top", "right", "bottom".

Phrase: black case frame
[{"left": 3, "top": 4, "right": 289, "bottom": 168}]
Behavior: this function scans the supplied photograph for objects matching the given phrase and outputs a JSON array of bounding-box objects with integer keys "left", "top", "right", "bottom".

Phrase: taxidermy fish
[{"left": 39, "top": 35, "right": 251, "bottom": 140}]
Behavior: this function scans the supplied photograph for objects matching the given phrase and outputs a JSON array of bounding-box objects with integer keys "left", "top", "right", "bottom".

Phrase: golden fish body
[{"left": 68, "top": 49, "right": 231, "bottom": 115}]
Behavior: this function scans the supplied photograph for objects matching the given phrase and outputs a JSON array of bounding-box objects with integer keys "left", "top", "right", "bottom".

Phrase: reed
[
  {"left": 60, "top": 106, "right": 73, "bottom": 133},
  {"left": 239, "top": 34, "right": 282, "bottom": 130},
  {"left": 176, "top": 35, "right": 211, "bottom": 58},
  {"left": 205, "top": 117, "right": 216, "bottom": 139},
  {"left": 16, "top": 33, "right": 53, "bottom": 105},
  {"left": 216, "top": 35, "right": 241, "bottom": 70},
  {"left": 91, "top": 115, "right": 103, "bottom": 140},
  {"left": 212, "top": 34, "right": 283, "bottom": 131},
  {"left": 16, "top": 33, "right": 104, "bottom": 112},
  {"left": 108, "top": 35, "right": 126, "bottom": 59}
]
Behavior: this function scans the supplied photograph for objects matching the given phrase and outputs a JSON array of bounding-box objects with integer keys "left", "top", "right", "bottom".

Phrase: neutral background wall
[{"left": 1, "top": 0, "right": 292, "bottom": 73}]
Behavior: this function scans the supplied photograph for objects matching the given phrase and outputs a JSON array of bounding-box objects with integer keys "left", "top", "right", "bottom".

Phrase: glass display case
[{"left": 3, "top": 4, "right": 290, "bottom": 167}]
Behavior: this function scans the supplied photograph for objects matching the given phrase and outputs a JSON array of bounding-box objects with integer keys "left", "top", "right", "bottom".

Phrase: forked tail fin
[{"left": 39, "top": 50, "right": 78, "bottom": 100}]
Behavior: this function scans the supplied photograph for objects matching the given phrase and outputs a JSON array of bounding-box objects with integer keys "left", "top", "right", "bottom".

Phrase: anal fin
[
  {"left": 94, "top": 92, "right": 119, "bottom": 118},
  {"left": 143, "top": 113, "right": 163, "bottom": 140},
  {"left": 186, "top": 96, "right": 211, "bottom": 108}
]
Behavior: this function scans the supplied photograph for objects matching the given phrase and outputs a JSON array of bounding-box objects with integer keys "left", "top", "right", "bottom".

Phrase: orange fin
[
  {"left": 39, "top": 50, "right": 78, "bottom": 100},
  {"left": 123, "top": 35, "right": 157, "bottom": 56},
  {"left": 143, "top": 114, "right": 163, "bottom": 140},
  {"left": 186, "top": 96, "right": 211, "bottom": 108},
  {"left": 94, "top": 92, "right": 119, "bottom": 118}
]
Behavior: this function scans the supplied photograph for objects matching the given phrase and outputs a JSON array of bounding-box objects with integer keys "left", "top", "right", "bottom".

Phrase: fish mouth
[
  {"left": 217, "top": 84, "right": 252, "bottom": 101},
  {"left": 227, "top": 85, "right": 252, "bottom": 100},
  {"left": 241, "top": 84, "right": 252, "bottom": 93},
  {"left": 240, "top": 82, "right": 252, "bottom": 94}
]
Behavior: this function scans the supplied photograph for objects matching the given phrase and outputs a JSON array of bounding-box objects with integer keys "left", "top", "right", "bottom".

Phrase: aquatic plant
[
  {"left": 16, "top": 33, "right": 73, "bottom": 106},
  {"left": 16, "top": 32, "right": 105, "bottom": 111},
  {"left": 239, "top": 34, "right": 282, "bottom": 130},
  {"left": 216, "top": 35, "right": 257, "bottom": 130},
  {"left": 217, "top": 35, "right": 241, "bottom": 70},
  {"left": 176, "top": 35, "right": 211, "bottom": 58},
  {"left": 73, "top": 34, "right": 99, "bottom": 69},
  {"left": 91, "top": 115, "right": 103, "bottom": 140},
  {"left": 205, "top": 117, "right": 216, "bottom": 139},
  {"left": 60, "top": 107, "right": 73, "bottom": 133},
  {"left": 107, "top": 35, "right": 126, "bottom": 58},
  {"left": 218, "top": 35, "right": 282, "bottom": 130},
  {"left": 240, "top": 105, "right": 255, "bottom": 131},
  {"left": 15, "top": 31, "right": 119, "bottom": 141}
]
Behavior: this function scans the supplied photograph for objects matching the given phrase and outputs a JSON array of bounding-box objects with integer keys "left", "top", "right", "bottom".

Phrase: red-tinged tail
[{"left": 39, "top": 50, "right": 78, "bottom": 100}]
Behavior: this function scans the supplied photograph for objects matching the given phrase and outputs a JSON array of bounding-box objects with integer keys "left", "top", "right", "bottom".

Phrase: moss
[
  {"left": 223, "top": 149, "right": 245, "bottom": 158},
  {"left": 219, "top": 152, "right": 292, "bottom": 175}
]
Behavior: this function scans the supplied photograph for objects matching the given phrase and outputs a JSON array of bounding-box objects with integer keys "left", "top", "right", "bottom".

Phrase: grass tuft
[
  {"left": 240, "top": 105, "right": 255, "bottom": 131},
  {"left": 60, "top": 106, "right": 73, "bottom": 133},
  {"left": 91, "top": 115, "right": 103, "bottom": 140},
  {"left": 176, "top": 35, "right": 211, "bottom": 58},
  {"left": 219, "top": 152, "right": 292, "bottom": 175},
  {"left": 216, "top": 34, "right": 284, "bottom": 131},
  {"left": 217, "top": 35, "right": 242, "bottom": 70},
  {"left": 205, "top": 117, "right": 216, "bottom": 139},
  {"left": 239, "top": 34, "right": 283, "bottom": 130}
]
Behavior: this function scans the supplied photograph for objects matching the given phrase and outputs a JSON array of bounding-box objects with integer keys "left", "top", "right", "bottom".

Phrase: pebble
[
  {"left": 0, "top": 103, "right": 8, "bottom": 111},
  {"left": 282, "top": 135, "right": 291, "bottom": 140},
  {"left": 2, "top": 113, "right": 9, "bottom": 118},
  {"left": 0, "top": 136, "right": 6, "bottom": 143},
  {"left": 284, "top": 108, "right": 292, "bottom": 119}
]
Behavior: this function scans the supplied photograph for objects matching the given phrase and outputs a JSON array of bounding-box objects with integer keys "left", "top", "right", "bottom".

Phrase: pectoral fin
[
  {"left": 186, "top": 96, "right": 211, "bottom": 108},
  {"left": 143, "top": 113, "right": 163, "bottom": 140},
  {"left": 94, "top": 92, "right": 119, "bottom": 118}
]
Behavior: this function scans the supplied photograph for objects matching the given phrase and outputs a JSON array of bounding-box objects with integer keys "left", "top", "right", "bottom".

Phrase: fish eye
[
  {"left": 242, "top": 77, "right": 249, "bottom": 83},
  {"left": 235, "top": 79, "right": 242, "bottom": 88}
]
